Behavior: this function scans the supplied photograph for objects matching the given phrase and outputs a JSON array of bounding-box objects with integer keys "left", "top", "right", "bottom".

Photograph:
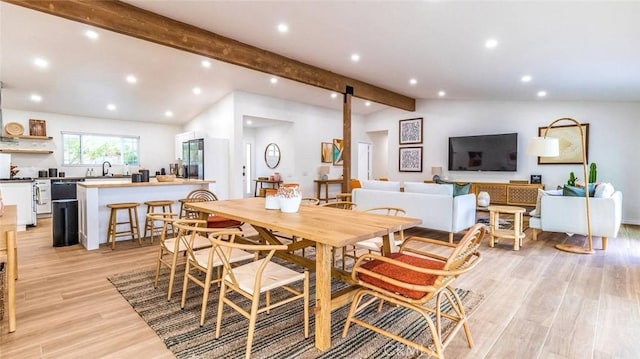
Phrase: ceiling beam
[{"left": 5, "top": 0, "right": 416, "bottom": 111}]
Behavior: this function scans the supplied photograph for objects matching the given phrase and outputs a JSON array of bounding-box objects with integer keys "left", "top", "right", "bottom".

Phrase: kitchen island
[{"left": 77, "top": 179, "right": 215, "bottom": 250}]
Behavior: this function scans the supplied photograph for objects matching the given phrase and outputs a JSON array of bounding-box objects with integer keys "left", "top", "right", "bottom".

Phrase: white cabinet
[
  {"left": 174, "top": 131, "right": 206, "bottom": 160},
  {"left": 0, "top": 181, "right": 36, "bottom": 230}
]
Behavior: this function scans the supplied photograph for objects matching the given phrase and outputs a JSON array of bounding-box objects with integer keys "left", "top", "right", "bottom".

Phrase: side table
[{"left": 488, "top": 205, "right": 526, "bottom": 251}]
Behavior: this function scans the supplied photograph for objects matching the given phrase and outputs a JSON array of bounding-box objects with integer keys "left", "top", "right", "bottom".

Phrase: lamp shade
[
  {"left": 527, "top": 136, "right": 560, "bottom": 157},
  {"left": 431, "top": 166, "right": 443, "bottom": 177}
]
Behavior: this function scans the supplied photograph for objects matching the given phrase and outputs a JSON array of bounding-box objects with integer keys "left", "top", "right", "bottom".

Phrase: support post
[{"left": 342, "top": 86, "right": 353, "bottom": 193}]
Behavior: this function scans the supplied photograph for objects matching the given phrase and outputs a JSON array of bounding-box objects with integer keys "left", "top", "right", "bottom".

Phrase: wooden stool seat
[
  {"left": 144, "top": 200, "right": 174, "bottom": 242},
  {"left": 106, "top": 202, "right": 141, "bottom": 250}
]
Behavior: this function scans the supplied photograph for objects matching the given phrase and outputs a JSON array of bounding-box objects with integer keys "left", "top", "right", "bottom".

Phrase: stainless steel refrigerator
[{"left": 182, "top": 138, "right": 204, "bottom": 179}]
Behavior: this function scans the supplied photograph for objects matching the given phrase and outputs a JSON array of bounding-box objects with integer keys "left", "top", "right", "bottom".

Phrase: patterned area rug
[{"left": 108, "top": 262, "right": 483, "bottom": 358}]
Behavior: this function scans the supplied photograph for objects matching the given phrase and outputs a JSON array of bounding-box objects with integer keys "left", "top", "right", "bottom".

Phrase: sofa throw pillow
[
  {"left": 594, "top": 182, "right": 615, "bottom": 198},
  {"left": 531, "top": 188, "right": 563, "bottom": 217},
  {"left": 563, "top": 184, "right": 596, "bottom": 197},
  {"left": 435, "top": 179, "right": 471, "bottom": 196}
]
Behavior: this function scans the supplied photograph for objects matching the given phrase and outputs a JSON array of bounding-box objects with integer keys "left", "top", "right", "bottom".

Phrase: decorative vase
[
  {"left": 478, "top": 191, "right": 490, "bottom": 207},
  {"left": 264, "top": 188, "right": 280, "bottom": 210},
  {"left": 272, "top": 172, "right": 281, "bottom": 182},
  {"left": 277, "top": 183, "right": 301, "bottom": 213}
]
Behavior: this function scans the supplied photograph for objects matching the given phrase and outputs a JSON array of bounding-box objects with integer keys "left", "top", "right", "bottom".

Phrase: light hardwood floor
[{"left": 1, "top": 218, "right": 639, "bottom": 358}]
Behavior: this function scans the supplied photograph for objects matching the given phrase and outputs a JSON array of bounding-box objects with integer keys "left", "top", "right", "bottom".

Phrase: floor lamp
[{"left": 527, "top": 117, "right": 593, "bottom": 254}]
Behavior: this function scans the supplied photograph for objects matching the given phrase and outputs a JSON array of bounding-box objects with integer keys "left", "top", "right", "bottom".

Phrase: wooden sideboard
[
  {"left": 425, "top": 180, "right": 543, "bottom": 207},
  {"left": 471, "top": 182, "right": 543, "bottom": 207}
]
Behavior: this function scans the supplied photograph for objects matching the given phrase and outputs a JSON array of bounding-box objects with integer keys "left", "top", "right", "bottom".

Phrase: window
[{"left": 62, "top": 132, "right": 140, "bottom": 165}]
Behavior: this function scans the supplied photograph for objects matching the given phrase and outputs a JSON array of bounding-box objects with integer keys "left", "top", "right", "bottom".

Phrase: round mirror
[{"left": 265, "top": 143, "right": 281, "bottom": 169}]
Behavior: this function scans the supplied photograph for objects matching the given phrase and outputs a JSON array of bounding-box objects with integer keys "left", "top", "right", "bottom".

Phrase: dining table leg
[{"left": 315, "top": 242, "right": 332, "bottom": 350}]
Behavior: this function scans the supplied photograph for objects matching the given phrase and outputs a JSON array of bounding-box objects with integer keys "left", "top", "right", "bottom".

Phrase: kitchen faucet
[{"left": 102, "top": 161, "right": 112, "bottom": 176}]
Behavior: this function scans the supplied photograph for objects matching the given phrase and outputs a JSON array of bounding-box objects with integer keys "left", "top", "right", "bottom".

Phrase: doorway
[
  {"left": 242, "top": 140, "right": 253, "bottom": 198},
  {"left": 357, "top": 142, "right": 372, "bottom": 181}
]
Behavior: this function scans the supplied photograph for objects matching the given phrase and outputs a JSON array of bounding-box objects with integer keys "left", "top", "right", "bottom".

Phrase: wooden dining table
[{"left": 186, "top": 197, "right": 421, "bottom": 351}]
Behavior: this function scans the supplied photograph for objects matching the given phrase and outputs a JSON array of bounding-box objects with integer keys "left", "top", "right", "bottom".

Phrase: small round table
[{"left": 488, "top": 205, "right": 526, "bottom": 251}]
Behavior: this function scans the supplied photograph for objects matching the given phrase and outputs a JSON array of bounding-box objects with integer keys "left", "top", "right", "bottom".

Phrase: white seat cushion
[
  {"left": 226, "top": 259, "right": 305, "bottom": 295},
  {"left": 164, "top": 234, "right": 211, "bottom": 253},
  {"left": 192, "top": 247, "right": 255, "bottom": 269}
]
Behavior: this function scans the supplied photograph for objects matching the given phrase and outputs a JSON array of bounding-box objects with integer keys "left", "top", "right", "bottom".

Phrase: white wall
[
  {"left": 4, "top": 109, "right": 180, "bottom": 178},
  {"left": 232, "top": 91, "right": 367, "bottom": 199},
  {"left": 365, "top": 100, "right": 640, "bottom": 224}
]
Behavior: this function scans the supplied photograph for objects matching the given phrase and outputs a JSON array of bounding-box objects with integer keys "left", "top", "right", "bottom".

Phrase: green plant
[
  {"left": 567, "top": 172, "right": 576, "bottom": 186},
  {"left": 589, "top": 163, "right": 597, "bottom": 183}
]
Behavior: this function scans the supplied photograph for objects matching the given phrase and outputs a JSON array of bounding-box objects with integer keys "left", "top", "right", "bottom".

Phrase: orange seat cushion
[
  {"left": 206, "top": 215, "right": 242, "bottom": 229},
  {"left": 358, "top": 253, "right": 445, "bottom": 299}
]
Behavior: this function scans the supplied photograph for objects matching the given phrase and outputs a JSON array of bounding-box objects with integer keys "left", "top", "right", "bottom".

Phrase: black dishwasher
[{"left": 51, "top": 178, "right": 85, "bottom": 247}]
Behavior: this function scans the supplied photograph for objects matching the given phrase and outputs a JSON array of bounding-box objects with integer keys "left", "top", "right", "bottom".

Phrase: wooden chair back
[
  {"left": 320, "top": 201, "right": 357, "bottom": 210},
  {"left": 301, "top": 197, "right": 320, "bottom": 206}
]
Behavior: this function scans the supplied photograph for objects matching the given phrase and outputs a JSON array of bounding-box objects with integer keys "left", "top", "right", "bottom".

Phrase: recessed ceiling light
[
  {"left": 438, "top": 91, "right": 446, "bottom": 97},
  {"left": 30, "top": 94, "right": 42, "bottom": 102},
  {"left": 409, "top": 78, "right": 418, "bottom": 85},
  {"left": 126, "top": 75, "right": 137, "bottom": 84},
  {"left": 277, "top": 23, "right": 289, "bottom": 33},
  {"left": 192, "top": 87, "right": 202, "bottom": 95},
  {"left": 365, "top": 101, "right": 371, "bottom": 107},
  {"left": 330, "top": 93, "right": 338, "bottom": 99},
  {"left": 270, "top": 77, "right": 278, "bottom": 84},
  {"left": 246, "top": 120, "right": 253, "bottom": 125},
  {"left": 84, "top": 30, "right": 99, "bottom": 40},
  {"left": 537, "top": 90, "right": 547, "bottom": 97},
  {"left": 351, "top": 53, "right": 360, "bottom": 62},
  {"left": 107, "top": 104, "right": 116, "bottom": 111},
  {"left": 201, "top": 60, "right": 211, "bottom": 68},
  {"left": 485, "top": 38, "right": 499, "bottom": 49},
  {"left": 165, "top": 111, "right": 173, "bottom": 118},
  {"left": 33, "top": 58, "right": 49, "bottom": 68},
  {"left": 521, "top": 75, "right": 532, "bottom": 83}
]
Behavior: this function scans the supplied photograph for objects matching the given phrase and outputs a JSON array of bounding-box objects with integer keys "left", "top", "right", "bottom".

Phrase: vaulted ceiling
[{"left": 1, "top": 1, "right": 638, "bottom": 125}]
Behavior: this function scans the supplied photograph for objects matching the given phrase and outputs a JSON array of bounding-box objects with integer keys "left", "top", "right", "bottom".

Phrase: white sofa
[
  {"left": 529, "top": 190, "right": 622, "bottom": 250},
  {"left": 352, "top": 182, "right": 476, "bottom": 242}
]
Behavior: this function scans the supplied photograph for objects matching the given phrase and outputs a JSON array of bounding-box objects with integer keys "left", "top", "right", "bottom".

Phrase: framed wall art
[
  {"left": 537, "top": 123, "right": 589, "bottom": 164},
  {"left": 399, "top": 117, "right": 423, "bottom": 145},
  {"left": 332, "top": 138, "right": 343, "bottom": 166},
  {"left": 399, "top": 146, "right": 423, "bottom": 172},
  {"left": 320, "top": 142, "right": 333, "bottom": 163}
]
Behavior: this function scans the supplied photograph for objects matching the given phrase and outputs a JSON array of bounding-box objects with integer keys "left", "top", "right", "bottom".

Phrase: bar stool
[
  {"left": 143, "top": 200, "right": 174, "bottom": 242},
  {"left": 106, "top": 202, "right": 141, "bottom": 250}
]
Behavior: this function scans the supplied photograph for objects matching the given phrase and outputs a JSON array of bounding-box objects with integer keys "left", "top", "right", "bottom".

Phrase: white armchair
[{"left": 529, "top": 191, "right": 622, "bottom": 249}]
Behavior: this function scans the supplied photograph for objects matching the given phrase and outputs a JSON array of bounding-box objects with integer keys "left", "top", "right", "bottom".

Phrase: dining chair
[
  {"left": 213, "top": 238, "right": 309, "bottom": 359},
  {"left": 271, "top": 197, "right": 318, "bottom": 257},
  {"left": 342, "top": 223, "right": 485, "bottom": 358},
  {"left": 179, "top": 189, "right": 243, "bottom": 230},
  {"left": 320, "top": 201, "right": 357, "bottom": 210},
  {"left": 300, "top": 197, "right": 320, "bottom": 206},
  {"left": 342, "top": 206, "right": 407, "bottom": 266},
  {"left": 177, "top": 221, "right": 256, "bottom": 326},
  {"left": 320, "top": 201, "right": 357, "bottom": 268},
  {"left": 179, "top": 189, "right": 218, "bottom": 219},
  {"left": 151, "top": 214, "right": 212, "bottom": 301}
]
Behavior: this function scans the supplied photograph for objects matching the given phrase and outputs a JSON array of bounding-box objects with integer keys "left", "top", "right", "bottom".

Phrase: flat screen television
[{"left": 448, "top": 133, "right": 518, "bottom": 172}]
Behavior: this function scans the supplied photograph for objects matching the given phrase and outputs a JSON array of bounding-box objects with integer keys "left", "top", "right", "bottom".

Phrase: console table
[
  {"left": 253, "top": 179, "right": 282, "bottom": 197},
  {"left": 314, "top": 179, "right": 344, "bottom": 203}
]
